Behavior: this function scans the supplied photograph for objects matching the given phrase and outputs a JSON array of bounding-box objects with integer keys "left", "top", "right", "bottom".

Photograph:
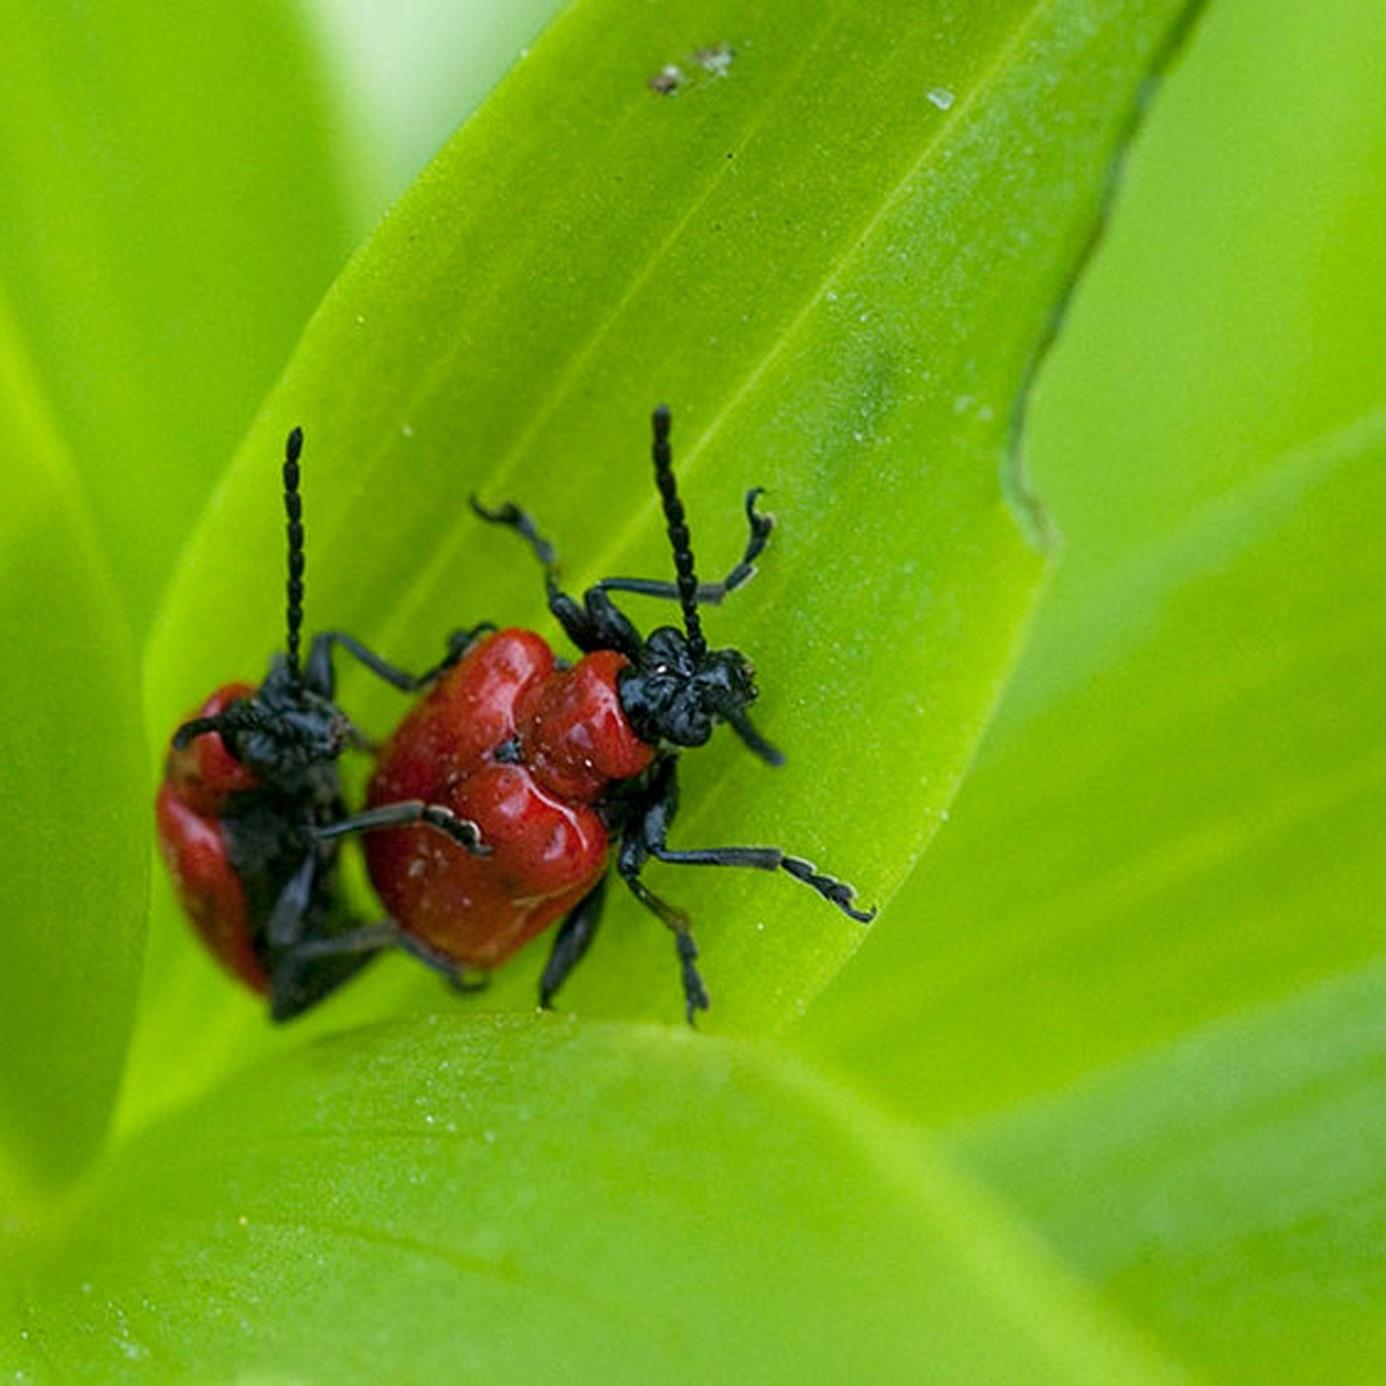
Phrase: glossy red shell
[
  {"left": 155, "top": 683, "right": 267, "bottom": 991},
  {"left": 365, "top": 628, "right": 654, "bottom": 969}
]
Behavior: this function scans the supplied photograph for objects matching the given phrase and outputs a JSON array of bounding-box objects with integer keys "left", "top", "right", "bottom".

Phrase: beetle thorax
[{"left": 515, "top": 648, "right": 654, "bottom": 801}]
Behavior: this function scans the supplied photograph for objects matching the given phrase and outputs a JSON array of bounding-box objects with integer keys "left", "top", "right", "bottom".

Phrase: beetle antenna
[
  {"left": 282, "top": 426, "right": 306, "bottom": 681},
  {"left": 723, "top": 704, "right": 785, "bottom": 767},
  {"left": 650, "top": 405, "right": 706, "bottom": 660}
]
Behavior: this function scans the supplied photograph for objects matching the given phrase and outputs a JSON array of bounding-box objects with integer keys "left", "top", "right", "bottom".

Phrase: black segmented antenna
[
  {"left": 650, "top": 405, "right": 707, "bottom": 661},
  {"left": 283, "top": 426, "right": 306, "bottom": 680}
]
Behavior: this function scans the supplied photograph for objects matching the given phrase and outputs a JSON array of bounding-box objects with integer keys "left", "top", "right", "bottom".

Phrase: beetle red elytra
[
  {"left": 156, "top": 428, "right": 489, "bottom": 1019},
  {"left": 353, "top": 406, "right": 874, "bottom": 1020}
]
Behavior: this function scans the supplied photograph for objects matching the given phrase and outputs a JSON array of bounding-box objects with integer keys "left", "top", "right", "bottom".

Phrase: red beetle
[
  {"left": 157, "top": 428, "right": 489, "bottom": 1019},
  {"left": 354, "top": 406, "right": 874, "bottom": 1019}
]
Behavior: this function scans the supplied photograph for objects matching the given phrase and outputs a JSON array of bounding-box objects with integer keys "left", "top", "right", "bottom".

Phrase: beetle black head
[
  {"left": 618, "top": 407, "right": 784, "bottom": 766},
  {"left": 171, "top": 654, "right": 354, "bottom": 779},
  {"left": 240, "top": 656, "right": 354, "bottom": 774}
]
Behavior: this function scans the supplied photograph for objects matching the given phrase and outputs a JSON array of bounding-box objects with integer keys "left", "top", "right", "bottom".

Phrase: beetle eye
[{"left": 735, "top": 658, "right": 758, "bottom": 700}]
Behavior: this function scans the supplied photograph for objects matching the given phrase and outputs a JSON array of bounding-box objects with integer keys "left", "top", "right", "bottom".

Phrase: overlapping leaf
[
  {"left": 0, "top": 0, "right": 352, "bottom": 628},
  {"left": 9, "top": 1018, "right": 1179, "bottom": 1383},
  {"left": 957, "top": 955, "right": 1386, "bottom": 1381},
  {"left": 1028, "top": 0, "right": 1386, "bottom": 583},
  {"left": 0, "top": 303, "right": 147, "bottom": 1187},
  {"left": 799, "top": 5, "right": 1386, "bottom": 1375},
  {"left": 803, "top": 414, "right": 1386, "bottom": 1123},
  {"left": 308, "top": 0, "right": 568, "bottom": 213}
]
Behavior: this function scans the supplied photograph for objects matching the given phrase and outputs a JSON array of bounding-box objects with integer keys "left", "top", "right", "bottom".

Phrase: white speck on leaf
[
  {"left": 927, "top": 87, "right": 955, "bottom": 111},
  {"left": 695, "top": 44, "right": 734, "bottom": 78}
]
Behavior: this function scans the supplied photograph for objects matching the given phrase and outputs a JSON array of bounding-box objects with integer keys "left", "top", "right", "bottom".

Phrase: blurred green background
[
  {"left": 1, "top": 0, "right": 1383, "bottom": 1379},
  {"left": 803, "top": 1, "right": 1386, "bottom": 1375}
]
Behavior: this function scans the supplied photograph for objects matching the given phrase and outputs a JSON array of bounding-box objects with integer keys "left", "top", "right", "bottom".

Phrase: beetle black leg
[
  {"left": 469, "top": 497, "right": 583, "bottom": 639},
  {"left": 276, "top": 921, "right": 488, "bottom": 1009},
  {"left": 616, "top": 855, "right": 710, "bottom": 1024},
  {"left": 650, "top": 846, "right": 876, "bottom": 922},
  {"left": 304, "top": 625, "right": 496, "bottom": 699},
  {"left": 615, "top": 757, "right": 709, "bottom": 1022},
  {"left": 284, "top": 922, "right": 399, "bottom": 960},
  {"left": 470, "top": 496, "right": 644, "bottom": 658},
  {"left": 268, "top": 922, "right": 396, "bottom": 1022},
  {"left": 469, "top": 496, "right": 559, "bottom": 571},
  {"left": 265, "top": 854, "right": 317, "bottom": 948},
  {"left": 393, "top": 931, "right": 490, "bottom": 993},
  {"left": 626, "top": 750, "right": 871, "bottom": 922},
  {"left": 578, "top": 589, "right": 644, "bottom": 660},
  {"left": 538, "top": 876, "right": 608, "bottom": 1009},
  {"left": 312, "top": 801, "right": 491, "bottom": 856},
  {"left": 598, "top": 489, "right": 773, "bottom": 606},
  {"left": 617, "top": 866, "right": 710, "bottom": 1023},
  {"left": 615, "top": 755, "right": 874, "bottom": 1019}
]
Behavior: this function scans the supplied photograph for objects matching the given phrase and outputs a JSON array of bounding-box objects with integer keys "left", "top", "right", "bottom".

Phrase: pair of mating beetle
[{"left": 156, "top": 408, "right": 873, "bottom": 1023}]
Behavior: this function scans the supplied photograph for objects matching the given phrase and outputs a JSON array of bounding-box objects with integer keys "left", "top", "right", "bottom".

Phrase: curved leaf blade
[
  {"left": 957, "top": 955, "right": 1386, "bottom": 1381},
  {"left": 1029, "top": 0, "right": 1386, "bottom": 584},
  {"left": 803, "top": 412, "right": 1386, "bottom": 1124},
  {"left": 0, "top": 0, "right": 353, "bottom": 627},
  {"left": 801, "top": 6, "right": 1386, "bottom": 1369},
  {"left": 0, "top": 301, "right": 148, "bottom": 1188},
  {"left": 131, "top": 0, "right": 1198, "bottom": 1125},
  {"left": 11, "top": 1019, "right": 1179, "bottom": 1383}
]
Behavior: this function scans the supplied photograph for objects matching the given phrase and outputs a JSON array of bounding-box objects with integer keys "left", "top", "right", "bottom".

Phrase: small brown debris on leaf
[{"left": 648, "top": 64, "right": 684, "bottom": 95}]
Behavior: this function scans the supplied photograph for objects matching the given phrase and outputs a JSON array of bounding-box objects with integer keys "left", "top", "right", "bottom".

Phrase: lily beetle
[
  {"left": 357, "top": 406, "right": 874, "bottom": 1020},
  {"left": 156, "top": 428, "right": 489, "bottom": 1019}
]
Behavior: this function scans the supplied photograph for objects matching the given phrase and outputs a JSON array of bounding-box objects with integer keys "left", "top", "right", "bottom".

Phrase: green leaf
[
  {"left": 7, "top": 1018, "right": 1180, "bottom": 1383},
  {"left": 308, "top": 0, "right": 569, "bottom": 214},
  {"left": 799, "top": 5, "right": 1386, "bottom": 1372},
  {"left": 1029, "top": 0, "right": 1386, "bottom": 582},
  {"left": 128, "top": 0, "right": 1198, "bottom": 1128},
  {"left": 955, "top": 954, "right": 1386, "bottom": 1382},
  {"left": 0, "top": 298, "right": 148, "bottom": 1189},
  {"left": 0, "top": 0, "right": 353, "bottom": 628},
  {"left": 801, "top": 410, "right": 1386, "bottom": 1123}
]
